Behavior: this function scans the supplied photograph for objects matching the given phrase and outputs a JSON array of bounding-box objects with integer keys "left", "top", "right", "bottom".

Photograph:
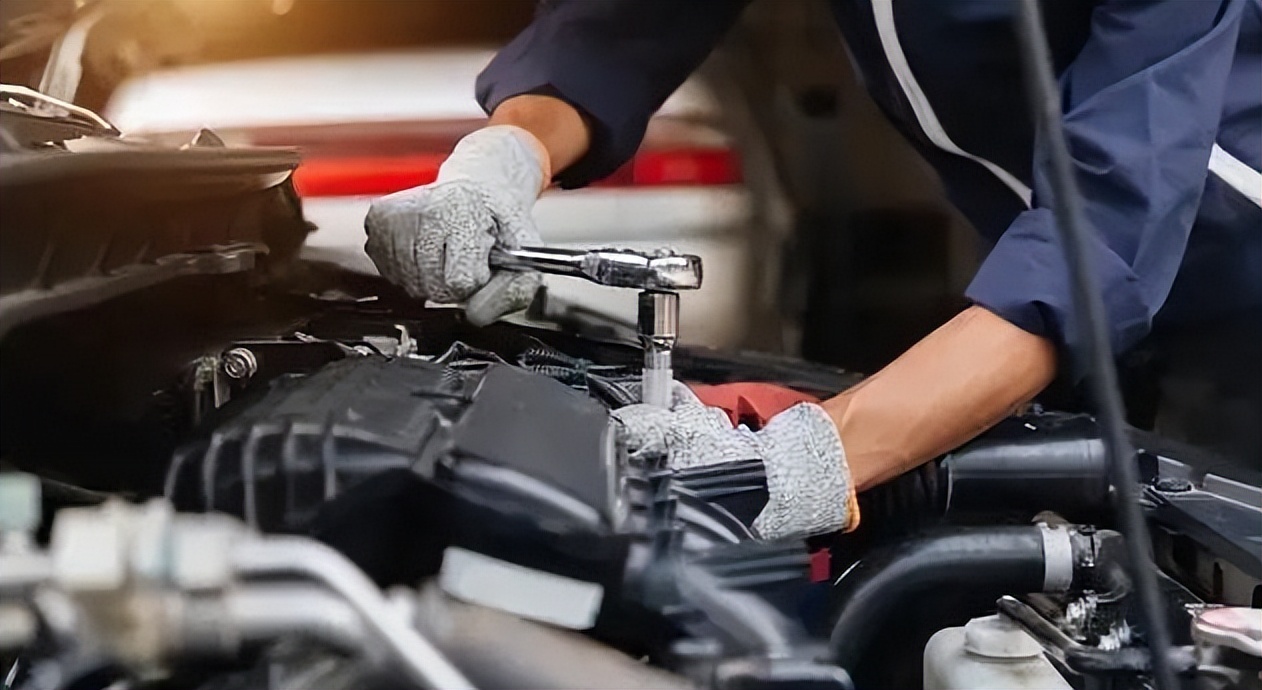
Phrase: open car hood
[{"left": 0, "top": 91, "right": 306, "bottom": 339}]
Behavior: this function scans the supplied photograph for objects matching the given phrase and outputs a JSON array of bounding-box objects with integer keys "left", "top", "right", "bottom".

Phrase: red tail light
[
  {"left": 292, "top": 144, "right": 741, "bottom": 197},
  {"left": 292, "top": 153, "right": 446, "bottom": 197},
  {"left": 629, "top": 147, "right": 743, "bottom": 186}
]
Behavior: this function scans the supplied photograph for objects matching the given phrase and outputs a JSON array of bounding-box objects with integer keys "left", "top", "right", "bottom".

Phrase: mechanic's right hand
[
  {"left": 364, "top": 125, "right": 550, "bottom": 326},
  {"left": 613, "top": 382, "right": 858, "bottom": 541}
]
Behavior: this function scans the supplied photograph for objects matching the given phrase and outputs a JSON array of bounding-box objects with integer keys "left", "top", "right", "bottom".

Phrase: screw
[{"left": 221, "top": 348, "right": 258, "bottom": 381}]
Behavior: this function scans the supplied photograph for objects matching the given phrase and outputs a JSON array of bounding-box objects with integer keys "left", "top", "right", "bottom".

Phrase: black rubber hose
[
  {"left": 1012, "top": 4, "right": 1176, "bottom": 689},
  {"left": 828, "top": 526, "right": 1054, "bottom": 669},
  {"left": 940, "top": 414, "right": 1110, "bottom": 523}
]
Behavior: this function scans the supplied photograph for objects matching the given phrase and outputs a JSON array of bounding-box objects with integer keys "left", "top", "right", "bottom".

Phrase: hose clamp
[{"left": 1038, "top": 523, "right": 1074, "bottom": 592}]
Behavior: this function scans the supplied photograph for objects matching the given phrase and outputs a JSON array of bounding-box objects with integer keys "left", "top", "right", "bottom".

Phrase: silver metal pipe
[
  {"left": 225, "top": 585, "right": 366, "bottom": 654},
  {"left": 232, "top": 538, "right": 474, "bottom": 690},
  {"left": 413, "top": 588, "right": 696, "bottom": 690}
]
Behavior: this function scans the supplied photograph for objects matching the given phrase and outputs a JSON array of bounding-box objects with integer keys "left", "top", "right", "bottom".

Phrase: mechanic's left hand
[{"left": 612, "top": 383, "right": 858, "bottom": 540}]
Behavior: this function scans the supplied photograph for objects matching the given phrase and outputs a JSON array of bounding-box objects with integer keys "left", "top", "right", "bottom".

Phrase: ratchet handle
[
  {"left": 490, "top": 246, "right": 703, "bottom": 291},
  {"left": 489, "top": 246, "right": 587, "bottom": 277}
]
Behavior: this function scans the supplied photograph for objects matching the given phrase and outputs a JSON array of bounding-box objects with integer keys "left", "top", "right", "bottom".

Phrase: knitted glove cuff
[
  {"left": 438, "top": 125, "right": 548, "bottom": 211},
  {"left": 751, "top": 403, "right": 858, "bottom": 540}
]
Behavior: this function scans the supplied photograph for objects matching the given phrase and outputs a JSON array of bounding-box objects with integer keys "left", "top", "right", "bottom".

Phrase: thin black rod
[{"left": 1012, "top": 3, "right": 1176, "bottom": 689}]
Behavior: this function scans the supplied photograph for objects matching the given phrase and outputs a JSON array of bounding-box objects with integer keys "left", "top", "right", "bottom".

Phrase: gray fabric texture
[
  {"left": 364, "top": 126, "right": 545, "bottom": 326},
  {"left": 612, "top": 382, "right": 853, "bottom": 540}
]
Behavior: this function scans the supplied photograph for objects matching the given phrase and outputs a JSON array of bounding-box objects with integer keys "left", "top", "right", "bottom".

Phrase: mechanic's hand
[
  {"left": 612, "top": 383, "right": 858, "bottom": 540},
  {"left": 364, "top": 125, "right": 548, "bottom": 326}
]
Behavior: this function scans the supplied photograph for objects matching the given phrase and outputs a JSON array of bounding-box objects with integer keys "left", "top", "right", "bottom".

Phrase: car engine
[{"left": 1, "top": 88, "right": 1259, "bottom": 690}]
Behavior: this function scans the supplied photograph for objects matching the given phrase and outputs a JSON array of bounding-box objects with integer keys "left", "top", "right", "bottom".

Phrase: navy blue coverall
[{"left": 478, "top": 0, "right": 1262, "bottom": 461}]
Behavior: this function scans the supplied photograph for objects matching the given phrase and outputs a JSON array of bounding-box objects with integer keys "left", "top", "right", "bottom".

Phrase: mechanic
[{"left": 365, "top": 0, "right": 1262, "bottom": 540}]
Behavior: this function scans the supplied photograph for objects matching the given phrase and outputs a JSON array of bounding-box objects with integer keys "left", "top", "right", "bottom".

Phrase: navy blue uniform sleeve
[
  {"left": 476, "top": 0, "right": 751, "bottom": 188},
  {"left": 965, "top": 0, "right": 1246, "bottom": 368}
]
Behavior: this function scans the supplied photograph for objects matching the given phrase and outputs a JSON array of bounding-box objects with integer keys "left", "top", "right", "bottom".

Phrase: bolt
[
  {"left": 1153, "top": 477, "right": 1193, "bottom": 493},
  {"left": 221, "top": 348, "right": 258, "bottom": 381}
]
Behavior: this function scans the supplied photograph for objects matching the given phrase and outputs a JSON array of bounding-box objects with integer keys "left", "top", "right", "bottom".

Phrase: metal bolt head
[
  {"left": 1153, "top": 477, "right": 1193, "bottom": 493},
  {"left": 221, "top": 348, "right": 258, "bottom": 380}
]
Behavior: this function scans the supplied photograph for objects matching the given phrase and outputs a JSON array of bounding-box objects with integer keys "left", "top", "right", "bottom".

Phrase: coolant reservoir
[{"left": 924, "top": 614, "right": 1072, "bottom": 690}]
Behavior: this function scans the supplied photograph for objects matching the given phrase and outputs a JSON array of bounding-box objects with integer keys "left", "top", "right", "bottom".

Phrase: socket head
[{"left": 638, "top": 290, "right": 680, "bottom": 343}]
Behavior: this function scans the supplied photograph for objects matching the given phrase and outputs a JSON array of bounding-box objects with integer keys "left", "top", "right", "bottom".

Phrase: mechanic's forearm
[
  {"left": 822, "top": 306, "right": 1057, "bottom": 492},
  {"left": 488, "top": 94, "right": 592, "bottom": 186}
]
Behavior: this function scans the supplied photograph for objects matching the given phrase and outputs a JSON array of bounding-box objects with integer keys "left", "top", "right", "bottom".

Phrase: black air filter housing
[
  {"left": 167, "top": 353, "right": 816, "bottom": 646},
  {"left": 167, "top": 355, "right": 629, "bottom": 603},
  {"left": 168, "top": 355, "right": 621, "bottom": 531}
]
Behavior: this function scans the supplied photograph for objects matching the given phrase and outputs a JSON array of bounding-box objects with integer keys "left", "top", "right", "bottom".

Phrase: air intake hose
[
  {"left": 856, "top": 413, "right": 1111, "bottom": 534},
  {"left": 939, "top": 413, "right": 1109, "bottom": 522}
]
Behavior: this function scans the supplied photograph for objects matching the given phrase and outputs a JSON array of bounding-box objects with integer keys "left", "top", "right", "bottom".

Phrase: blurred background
[{"left": 0, "top": 0, "right": 981, "bottom": 376}]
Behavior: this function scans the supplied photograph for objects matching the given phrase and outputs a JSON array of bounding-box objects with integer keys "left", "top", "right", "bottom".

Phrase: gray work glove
[
  {"left": 612, "top": 383, "right": 858, "bottom": 540},
  {"left": 364, "top": 126, "right": 547, "bottom": 326}
]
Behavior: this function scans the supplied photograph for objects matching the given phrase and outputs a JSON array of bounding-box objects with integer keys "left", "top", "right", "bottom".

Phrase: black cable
[{"left": 1012, "top": 3, "right": 1176, "bottom": 689}]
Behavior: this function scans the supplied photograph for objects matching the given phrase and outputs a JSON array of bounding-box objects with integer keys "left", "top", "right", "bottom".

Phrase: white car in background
[{"left": 105, "top": 50, "right": 787, "bottom": 349}]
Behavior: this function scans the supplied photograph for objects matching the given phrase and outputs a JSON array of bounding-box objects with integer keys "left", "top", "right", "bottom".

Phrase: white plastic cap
[{"left": 964, "top": 614, "right": 1043, "bottom": 659}]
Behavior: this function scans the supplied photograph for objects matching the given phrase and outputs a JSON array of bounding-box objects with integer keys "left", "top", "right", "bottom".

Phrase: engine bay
[
  {"left": 2, "top": 264, "right": 1258, "bottom": 689},
  {"left": 1, "top": 104, "right": 1259, "bottom": 690}
]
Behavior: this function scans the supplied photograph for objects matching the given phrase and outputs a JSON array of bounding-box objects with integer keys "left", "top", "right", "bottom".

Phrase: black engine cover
[
  {"left": 167, "top": 355, "right": 618, "bottom": 532},
  {"left": 167, "top": 353, "right": 812, "bottom": 648}
]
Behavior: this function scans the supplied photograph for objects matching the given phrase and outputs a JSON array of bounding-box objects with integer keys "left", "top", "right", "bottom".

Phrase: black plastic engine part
[
  {"left": 669, "top": 460, "right": 771, "bottom": 531},
  {"left": 939, "top": 412, "right": 1110, "bottom": 523},
  {"left": 0, "top": 143, "right": 305, "bottom": 340},
  {"left": 165, "top": 352, "right": 823, "bottom": 664},
  {"left": 166, "top": 356, "right": 619, "bottom": 531},
  {"left": 298, "top": 303, "right": 864, "bottom": 399},
  {"left": 168, "top": 354, "right": 642, "bottom": 640},
  {"left": 1146, "top": 482, "right": 1262, "bottom": 584}
]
